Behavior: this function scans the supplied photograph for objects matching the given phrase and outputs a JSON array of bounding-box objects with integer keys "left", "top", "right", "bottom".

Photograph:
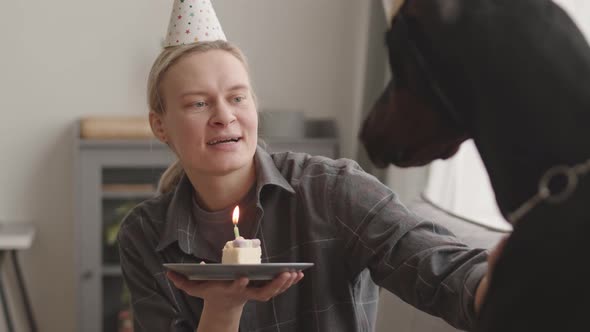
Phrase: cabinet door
[
  {"left": 77, "top": 151, "right": 103, "bottom": 332},
  {"left": 77, "top": 146, "right": 174, "bottom": 332},
  {"left": 101, "top": 165, "right": 167, "bottom": 332}
]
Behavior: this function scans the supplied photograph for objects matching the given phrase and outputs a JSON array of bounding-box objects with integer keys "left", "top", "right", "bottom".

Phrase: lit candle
[{"left": 232, "top": 206, "right": 240, "bottom": 239}]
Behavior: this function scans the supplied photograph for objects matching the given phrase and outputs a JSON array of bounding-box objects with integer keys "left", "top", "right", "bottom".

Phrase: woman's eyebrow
[
  {"left": 226, "top": 84, "right": 249, "bottom": 92},
  {"left": 178, "top": 91, "right": 208, "bottom": 100},
  {"left": 178, "top": 84, "right": 249, "bottom": 98}
]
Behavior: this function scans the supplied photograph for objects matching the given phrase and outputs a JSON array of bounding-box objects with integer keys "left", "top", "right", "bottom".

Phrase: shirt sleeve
[
  {"left": 118, "top": 210, "right": 196, "bottom": 332},
  {"left": 329, "top": 163, "right": 487, "bottom": 330}
]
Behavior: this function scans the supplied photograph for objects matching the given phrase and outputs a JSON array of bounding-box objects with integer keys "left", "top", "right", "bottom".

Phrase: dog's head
[{"left": 360, "top": 11, "right": 469, "bottom": 168}]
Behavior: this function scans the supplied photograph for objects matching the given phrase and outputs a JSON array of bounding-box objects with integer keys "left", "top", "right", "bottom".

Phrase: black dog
[{"left": 361, "top": 0, "right": 590, "bottom": 331}]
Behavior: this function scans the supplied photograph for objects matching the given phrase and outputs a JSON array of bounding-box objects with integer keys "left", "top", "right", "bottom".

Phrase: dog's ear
[
  {"left": 385, "top": 14, "right": 410, "bottom": 89},
  {"left": 382, "top": 0, "right": 406, "bottom": 29},
  {"left": 384, "top": 1, "right": 467, "bottom": 129}
]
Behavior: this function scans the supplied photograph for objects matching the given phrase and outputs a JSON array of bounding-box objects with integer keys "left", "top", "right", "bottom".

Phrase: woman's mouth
[{"left": 206, "top": 137, "right": 242, "bottom": 146}]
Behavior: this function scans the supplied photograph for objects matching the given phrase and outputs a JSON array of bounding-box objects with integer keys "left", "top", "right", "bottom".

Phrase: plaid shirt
[{"left": 118, "top": 146, "right": 487, "bottom": 331}]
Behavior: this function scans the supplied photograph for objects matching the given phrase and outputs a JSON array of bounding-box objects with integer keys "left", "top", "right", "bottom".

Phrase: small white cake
[{"left": 221, "top": 236, "right": 262, "bottom": 264}]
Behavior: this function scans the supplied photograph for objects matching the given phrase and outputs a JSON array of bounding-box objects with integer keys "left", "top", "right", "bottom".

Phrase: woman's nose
[{"left": 210, "top": 101, "right": 236, "bottom": 127}]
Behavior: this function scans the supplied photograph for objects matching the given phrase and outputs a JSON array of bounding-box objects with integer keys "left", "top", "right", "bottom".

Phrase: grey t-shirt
[
  {"left": 118, "top": 146, "right": 487, "bottom": 332},
  {"left": 190, "top": 184, "right": 258, "bottom": 262}
]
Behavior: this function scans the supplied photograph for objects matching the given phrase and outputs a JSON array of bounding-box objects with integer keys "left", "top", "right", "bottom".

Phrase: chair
[{"left": 0, "top": 223, "right": 37, "bottom": 332}]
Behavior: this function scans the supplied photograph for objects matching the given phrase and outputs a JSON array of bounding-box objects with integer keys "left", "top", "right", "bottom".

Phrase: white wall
[
  {"left": 555, "top": 0, "right": 590, "bottom": 42},
  {"left": 0, "top": 1, "right": 170, "bottom": 330},
  {"left": 0, "top": 1, "right": 369, "bottom": 331},
  {"left": 216, "top": 1, "right": 369, "bottom": 159}
]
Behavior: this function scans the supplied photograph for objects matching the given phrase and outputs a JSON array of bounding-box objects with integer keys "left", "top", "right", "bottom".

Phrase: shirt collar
[
  {"left": 254, "top": 145, "right": 296, "bottom": 196},
  {"left": 156, "top": 145, "right": 295, "bottom": 254}
]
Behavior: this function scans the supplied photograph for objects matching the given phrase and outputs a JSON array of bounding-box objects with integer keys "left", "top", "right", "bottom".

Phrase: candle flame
[{"left": 232, "top": 206, "right": 240, "bottom": 225}]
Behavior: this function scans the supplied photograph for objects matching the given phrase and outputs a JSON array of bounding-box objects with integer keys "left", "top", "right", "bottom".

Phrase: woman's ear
[{"left": 149, "top": 111, "right": 168, "bottom": 143}]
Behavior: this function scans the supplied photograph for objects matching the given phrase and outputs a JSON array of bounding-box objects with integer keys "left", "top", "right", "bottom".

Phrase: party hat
[{"left": 164, "top": 0, "right": 227, "bottom": 48}]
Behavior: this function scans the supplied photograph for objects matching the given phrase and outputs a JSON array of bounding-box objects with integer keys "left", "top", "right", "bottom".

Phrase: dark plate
[{"left": 163, "top": 263, "right": 314, "bottom": 280}]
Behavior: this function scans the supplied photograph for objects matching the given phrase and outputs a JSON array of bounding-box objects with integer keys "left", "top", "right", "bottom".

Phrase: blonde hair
[{"left": 147, "top": 40, "right": 254, "bottom": 194}]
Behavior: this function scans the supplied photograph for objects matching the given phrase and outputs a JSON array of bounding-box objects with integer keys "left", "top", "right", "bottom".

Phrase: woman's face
[{"left": 158, "top": 50, "right": 258, "bottom": 177}]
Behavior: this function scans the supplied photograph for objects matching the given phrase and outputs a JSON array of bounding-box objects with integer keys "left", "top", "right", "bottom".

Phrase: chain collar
[{"left": 507, "top": 159, "right": 590, "bottom": 224}]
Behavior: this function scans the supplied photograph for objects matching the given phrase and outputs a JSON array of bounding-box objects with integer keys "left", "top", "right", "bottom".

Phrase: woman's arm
[
  {"left": 196, "top": 303, "right": 243, "bottom": 332},
  {"left": 328, "top": 163, "right": 488, "bottom": 330},
  {"left": 167, "top": 271, "right": 303, "bottom": 332}
]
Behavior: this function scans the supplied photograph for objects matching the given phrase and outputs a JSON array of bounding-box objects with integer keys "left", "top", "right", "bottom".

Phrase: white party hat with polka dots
[{"left": 164, "top": 0, "right": 226, "bottom": 48}]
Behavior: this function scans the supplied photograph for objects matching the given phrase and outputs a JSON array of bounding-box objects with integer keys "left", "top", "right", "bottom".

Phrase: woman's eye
[
  {"left": 233, "top": 96, "right": 245, "bottom": 103},
  {"left": 193, "top": 101, "right": 207, "bottom": 108}
]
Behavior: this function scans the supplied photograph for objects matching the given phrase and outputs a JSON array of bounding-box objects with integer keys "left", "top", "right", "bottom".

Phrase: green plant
[
  {"left": 105, "top": 201, "right": 138, "bottom": 246},
  {"left": 121, "top": 282, "right": 131, "bottom": 307},
  {"left": 104, "top": 201, "right": 139, "bottom": 310}
]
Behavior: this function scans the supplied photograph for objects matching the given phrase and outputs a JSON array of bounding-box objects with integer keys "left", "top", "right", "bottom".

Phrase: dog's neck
[
  {"left": 430, "top": 2, "right": 590, "bottom": 220},
  {"left": 468, "top": 94, "right": 590, "bottom": 221}
]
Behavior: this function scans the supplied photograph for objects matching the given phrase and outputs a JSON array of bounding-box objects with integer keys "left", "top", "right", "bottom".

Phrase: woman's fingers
[
  {"left": 167, "top": 270, "right": 305, "bottom": 302},
  {"left": 277, "top": 272, "right": 299, "bottom": 294},
  {"left": 247, "top": 271, "right": 305, "bottom": 300},
  {"left": 294, "top": 271, "right": 304, "bottom": 284},
  {"left": 245, "top": 272, "right": 291, "bottom": 302},
  {"left": 275, "top": 273, "right": 294, "bottom": 295},
  {"left": 230, "top": 277, "right": 250, "bottom": 293}
]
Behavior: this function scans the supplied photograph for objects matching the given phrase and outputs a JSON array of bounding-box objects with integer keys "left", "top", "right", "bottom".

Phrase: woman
[{"left": 118, "top": 40, "right": 495, "bottom": 332}]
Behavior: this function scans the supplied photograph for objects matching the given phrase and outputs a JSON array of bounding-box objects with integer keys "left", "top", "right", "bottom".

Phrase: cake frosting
[{"left": 221, "top": 236, "right": 262, "bottom": 264}]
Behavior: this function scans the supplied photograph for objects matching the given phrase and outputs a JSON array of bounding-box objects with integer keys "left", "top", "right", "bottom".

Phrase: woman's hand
[
  {"left": 167, "top": 270, "right": 304, "bottom": 332},
  {"left": 474, "top": 236, "right": 509, "bottom": 315},
  {"left": 167, "top": 270, "right": 304, "bottom": 310}
]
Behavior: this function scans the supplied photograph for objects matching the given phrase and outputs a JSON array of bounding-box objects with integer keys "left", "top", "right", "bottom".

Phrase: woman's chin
[{"left": 197, "top": 152, "right": 255, "bottom": 176}]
